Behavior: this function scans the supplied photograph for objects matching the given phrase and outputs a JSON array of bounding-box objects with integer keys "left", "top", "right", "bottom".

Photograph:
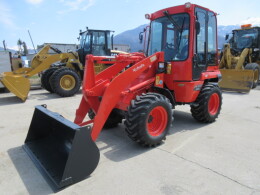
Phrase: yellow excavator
[
  {"left": 218, "top": 25, "right": 260, "bottom": 93},
  {"left": 0, "top": 28, "right": 126, "bottom": 101}
]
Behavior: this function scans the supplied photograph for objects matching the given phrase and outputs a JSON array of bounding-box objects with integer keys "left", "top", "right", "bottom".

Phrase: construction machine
[
  {"left": 0, "top": 45, "right": 81, "bottom": 101},
  {"left": 219, "top": 25, "right": 260, "bottom": 92},
  {"left": 23, "top": 3, "right": 222, "bottom": 190},
  {"left": 0, "top": 28, "right": 121, "bottom": 101},
  {"left": 40, "top": 29, "right": 120, "bottom": 98}
]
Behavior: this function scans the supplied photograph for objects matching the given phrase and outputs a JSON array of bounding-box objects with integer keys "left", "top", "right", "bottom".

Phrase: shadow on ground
[
  {"left": 170, "top": 110, "right": 209, "bottom": 134},
  {"left": 96, "top": 109, "right": 207, "bottom": 162},
  {"left": 8, "top": 146, "right": 53, "bottom": 195},
  {"left": 0, "top": 96, "right": 23, "bottom": 106},
  {"left": 0, "top": 89, "right": 82, "bottom": 106}
]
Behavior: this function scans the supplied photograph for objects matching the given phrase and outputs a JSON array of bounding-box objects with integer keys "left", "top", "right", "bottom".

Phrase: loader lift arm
[{"left": 74, "top": 52, "right": 164, "bottom": 141}]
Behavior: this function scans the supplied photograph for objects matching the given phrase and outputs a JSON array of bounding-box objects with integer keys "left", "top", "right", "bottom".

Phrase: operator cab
[
  {"left": 230, "top": 27, "right": 259, "bottom": 52},
  {"left": 146, "top": 3, "right": 218, "bottom": 81},
  {"left": 148, "top": 13, "right": 189, "bottom": 61},
  {"left": 77, "top": 28, "right": 114, "bottom": 65}
]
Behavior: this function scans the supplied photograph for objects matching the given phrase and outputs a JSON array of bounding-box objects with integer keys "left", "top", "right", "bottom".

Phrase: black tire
[
  {"left": 191, "top": 84, "right": 222, "bottom": 123},
  {"left": 41, "top": 67, "right": 58, "bottom": 93},
  {"left": 245, "top": 63, "right": 260, "bottom": 89},
  {"left": 50, "top": 68, "right": 81, "bottom": 97},
  {"left": 88, "top": 109, "right": 123, "bottom": 128},
  {"left": 104, "top": 109, "right": 123, "bottom": 128},
  {"left": 88, "top": 109, "right": 95, "bottom": 120},
  {"left": 125, "top": 93, "right": 173, "bottom": 147}
]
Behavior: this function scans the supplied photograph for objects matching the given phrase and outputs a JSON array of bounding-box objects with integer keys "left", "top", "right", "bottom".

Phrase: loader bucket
[
  {"left": 0, "top": 72, "right": 30, "bottom": 101},
  {"left": 219, "top": 69, "right": 254, "bottom": 93},
  {"left": 23, "top": 105, "right": 100, "bottom": 190}
]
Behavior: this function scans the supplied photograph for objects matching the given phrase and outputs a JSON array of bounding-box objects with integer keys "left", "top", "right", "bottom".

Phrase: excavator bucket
[
  {"left": 23, "top": 105, "right": 100, "bottom": 190},
  {"left": 0, "top": 72, "right": 30, "bottom": 101},
  {"left": 219, "top": 69, "right": 254, "bottom": 93}
]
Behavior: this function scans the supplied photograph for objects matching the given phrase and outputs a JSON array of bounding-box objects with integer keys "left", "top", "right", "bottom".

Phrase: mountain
[
  {"left": 0, "top": 47, "right": 36, "bottom": 55},
  {"left": 114, "top": 24, "right": 240, "bottom": 52},
  {"left": 217, "top": 25, "right": 240, "bottom": 49},
  {"left": 0, "top": 47, "right": 17, "bottom": 54},
  {"left": 114, "top": 24, "right": 148, "bottom": 52}
]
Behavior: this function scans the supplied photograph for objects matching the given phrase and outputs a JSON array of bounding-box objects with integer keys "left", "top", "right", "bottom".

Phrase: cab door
[
  {"left": 193, "top": 7, "right": 207, "bottom": 80},
  {"left": 193, "top": 8, "right": 218, "bottom": 80},
  {"left": 92, "top": 31, "right": 107, "bottom": 56}
]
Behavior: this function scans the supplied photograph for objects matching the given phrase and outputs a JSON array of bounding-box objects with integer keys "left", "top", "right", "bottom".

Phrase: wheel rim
[
  {"left": 147, "top": 106, "right": 168, "bottom": 137},
  {"left": 60, "top": 75, "right": 76, "bottom": 90},
  {"left": 208, "top": 93, "right": 220, "bottom": 115}
]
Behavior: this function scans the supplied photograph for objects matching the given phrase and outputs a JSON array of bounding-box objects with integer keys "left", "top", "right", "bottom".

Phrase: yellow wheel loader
[
  {"left": 0, "top": 28, "right": 126, "bottom": 101},
  {"left": 0, "top": 45, "right": 82, "bottom": 101},
  {"left": 218, "top": 25, "right": 260, "bottom": 93}
]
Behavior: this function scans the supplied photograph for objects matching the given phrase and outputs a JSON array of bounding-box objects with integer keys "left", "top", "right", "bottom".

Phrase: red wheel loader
[{"left": 23, "top": 3, "right": 222, "bottom": 190}]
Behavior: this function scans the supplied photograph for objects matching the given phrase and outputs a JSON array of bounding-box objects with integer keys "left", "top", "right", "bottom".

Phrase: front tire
[
  {"left": 50, "top": 68, "right": 81, "bottom": 97},
  {"left": 245, "top": 63, "right": 260, "bottom": 89},
  {"left": 125, "top": 93, "right": 173, "bottom": 147},
  {"left": 191, "top": 84, "right": 222, "bottom": 123}
]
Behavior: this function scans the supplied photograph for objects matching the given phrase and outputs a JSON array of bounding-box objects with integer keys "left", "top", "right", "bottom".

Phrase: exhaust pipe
[{"left": 23, "top": 105, "right": 100, "bottom": 190}]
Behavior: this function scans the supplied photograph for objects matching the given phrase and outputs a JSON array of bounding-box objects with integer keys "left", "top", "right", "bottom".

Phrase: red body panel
[{"left": 173, "top": 81, "right": 203, "bottom": 103}]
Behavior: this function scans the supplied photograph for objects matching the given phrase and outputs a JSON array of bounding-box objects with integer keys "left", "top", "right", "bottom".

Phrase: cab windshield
[
  {"left": 232, "top": 28, "right": 258, "bottom": 50},
  {"left": 79, "top": 32, "right": 91, "bottom": 51},
  {"left": 148, "top": 13, "right": 190, "bottom": 61}
]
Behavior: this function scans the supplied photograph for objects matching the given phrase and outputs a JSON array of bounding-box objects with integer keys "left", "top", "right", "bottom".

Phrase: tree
[
  {"left": 17, "top": 39, "right": 23, "bottom": 55},
  {"left": 22, "top": 42, "right": 28, "bottom": 55}
]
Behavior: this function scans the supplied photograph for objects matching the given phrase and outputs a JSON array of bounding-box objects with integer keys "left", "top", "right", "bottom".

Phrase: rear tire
[
  {"left": 41, "top": 67, "right": 58, "bottom": 93},
  {"left": 125, "top": 93, "right": 172, "bottom": 147},
  {"left": 88, "top": 109, "right": 123, "bottom": 128},
  {"left": 104, "top": 109, "right": 123, "bottom": 128},
  {"left": 191, "top": 84, "right": 222, "bottom": 123},
  {"left": 245, "top": 63, "right": 260, "bottom": 88},
  {"left": 50, "top": 68, "right": 81, "bottom": 97}
]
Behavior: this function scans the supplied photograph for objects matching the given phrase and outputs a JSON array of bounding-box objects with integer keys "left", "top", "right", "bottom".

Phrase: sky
[{"left": 0, "top": 0, "right": 260, "bottom": 50}]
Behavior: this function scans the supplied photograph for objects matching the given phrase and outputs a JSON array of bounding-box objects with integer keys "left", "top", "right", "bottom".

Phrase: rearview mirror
[
  {"left": 225, "top": 34, "right": 229, "bottom": 40},
  {"left": 139, "top": 28, "right": 147, "bottom": 44},
  {"left": 139, "top": 33, "right": 143, "bottom": 44}
]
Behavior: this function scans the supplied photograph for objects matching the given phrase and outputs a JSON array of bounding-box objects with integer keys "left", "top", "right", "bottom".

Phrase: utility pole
[
  {"left": 3, "top": 40, "right": 7, "bottom": 51},
  {"left": 28, "top": 30, "right": 37, "bottom": 53}
]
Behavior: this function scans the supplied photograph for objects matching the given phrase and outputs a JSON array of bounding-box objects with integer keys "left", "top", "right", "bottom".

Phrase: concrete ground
[{"left": 0, "top": 86, "right": 260, "bottom": 195}]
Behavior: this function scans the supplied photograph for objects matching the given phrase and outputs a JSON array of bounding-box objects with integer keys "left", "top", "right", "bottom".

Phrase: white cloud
[
  {"left": 25, "top": 0, "right": 44, "bottom": 4},
  {"left": 0, "top": 1, "right": 17, "bottom": 29},
  {"left": 58, "top": 0, "right": 95, "bottom": 14},
  {"left": 241, "top": 17, "right": 260, "bottom": 26}
]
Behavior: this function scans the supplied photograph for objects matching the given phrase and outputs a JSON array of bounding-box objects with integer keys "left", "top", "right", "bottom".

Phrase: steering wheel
[{"left": 165, "top": 43, "right": 175, "bottom": 49}]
